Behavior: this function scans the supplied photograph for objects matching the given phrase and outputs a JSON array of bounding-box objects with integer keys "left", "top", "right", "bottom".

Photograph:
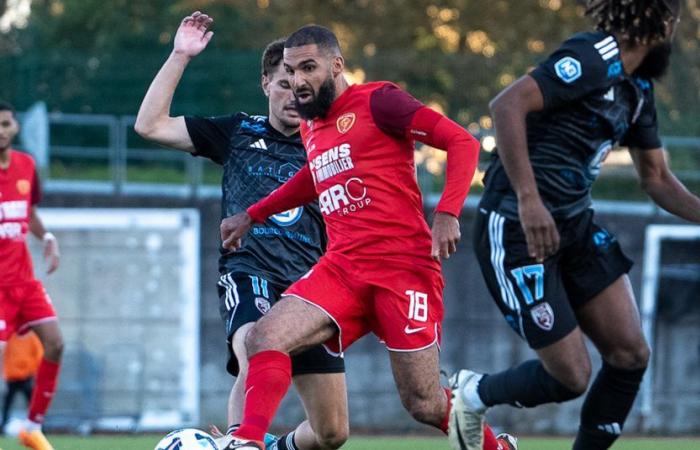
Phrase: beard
[
  {"left": 294, "top": 77, "right": 336, "bottom": 120},
  {"left": 633, "top": 42, "right": 673, "bottom": 80}
]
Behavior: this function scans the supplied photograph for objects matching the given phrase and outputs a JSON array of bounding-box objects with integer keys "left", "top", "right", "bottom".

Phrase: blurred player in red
[
  {"left": 1, "top": 330, "right": 44, "bottom": 432},
  {"left": 0, "top": 101, "right": 63, "bottom": 450},
  {"left": 219, "top": 26, "right": 516, "bottom": 450}
]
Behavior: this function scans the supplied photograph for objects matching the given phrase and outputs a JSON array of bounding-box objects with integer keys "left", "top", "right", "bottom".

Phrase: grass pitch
[{"left": 1, "top": 435, "right": 699, "bottom": 450}]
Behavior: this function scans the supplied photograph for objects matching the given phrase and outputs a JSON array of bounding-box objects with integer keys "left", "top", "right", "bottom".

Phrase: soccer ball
[{"left": 154, "top": 428, "right": 219, "bottom": 450}]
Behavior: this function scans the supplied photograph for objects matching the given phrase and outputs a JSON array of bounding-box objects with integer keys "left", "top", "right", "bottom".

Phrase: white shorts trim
[
  {"left": 280, "top": 293, "right": 344, "bottom": 357},
  {"left": 384, "top": 323, "right": 441, "bottom": 353}
]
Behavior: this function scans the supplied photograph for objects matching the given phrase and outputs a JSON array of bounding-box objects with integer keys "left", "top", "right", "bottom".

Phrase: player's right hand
[
  {"left": 173, "top": 11, "right": 214, "bottom": 58},
  {"left": 518, "top": 195, "right": 559, "bottom": 262},
  {"left": 220, "top": 212, "right": 253, "bottom": 251}
]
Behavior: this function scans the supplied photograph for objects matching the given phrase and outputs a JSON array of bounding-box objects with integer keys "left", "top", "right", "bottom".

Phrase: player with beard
[
  {"left": 451, "top": 1, "right": 700, "bottom": 449},
  {"left": 135, "top": 13, "right": 349, "bottom": 450},
  {"left": 219, "top": 24, "right": 517, "bottom": 450}
]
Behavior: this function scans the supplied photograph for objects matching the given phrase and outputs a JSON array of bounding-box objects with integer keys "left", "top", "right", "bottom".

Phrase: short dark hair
[
  {"left": 284, "top": 24, "right": 341, "bottom": 55},
  {"left": 0, "top": 101, "right": 15, "bottom": 116},
  {"left": 586, "top": 0, "right": 680, "bottom": 46},
  {"left": 261, "top": 38, "right": 287, "bottom": 78}
]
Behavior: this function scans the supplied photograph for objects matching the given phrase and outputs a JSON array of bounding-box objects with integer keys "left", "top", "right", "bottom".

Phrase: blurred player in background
[
  {"left": 452, "top": 1, "right": 700, "bottom": 449},
  {"left": 1, "top": 330, "right": 44, "bottom": 432},
  {"left": 219, "top": 25, "right": 516, "bottom": 450},
  {"left": 135, "top": 12, "right": 349, "bottom": 450},
  {"left": 0, "top": 101, "right": 63, "bottom": 450}
]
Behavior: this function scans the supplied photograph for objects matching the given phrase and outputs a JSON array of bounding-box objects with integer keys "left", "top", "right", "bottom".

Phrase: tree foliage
[{"left": 1, "top": 0, "right": 699, "bottom": 135}]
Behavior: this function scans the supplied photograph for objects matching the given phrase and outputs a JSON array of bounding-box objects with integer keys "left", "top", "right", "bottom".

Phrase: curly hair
[{"left": 586, "top": 0, "right": 680, "bottom": 46}]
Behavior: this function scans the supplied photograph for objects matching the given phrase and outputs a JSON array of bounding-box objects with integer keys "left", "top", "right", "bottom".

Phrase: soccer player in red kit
[
  {"left": 219, "top": 26, "right": 517, "bottom": 450},
  {"left": 0, "top": 101, "right": 63, "bottom": 450}
]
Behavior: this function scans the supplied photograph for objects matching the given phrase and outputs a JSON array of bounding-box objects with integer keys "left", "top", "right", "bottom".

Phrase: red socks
[
  {"left": 483, "top": 423, "right": 500, "bottom": 450},
  {"left": 28, "top": 359, "right": 60, "bottom": 424},
  {"left": 440, "top": 387, "right": 452, "bottom": 434},
  {"left": 234, "top": 350, "right": 292, "bottom": 442}
]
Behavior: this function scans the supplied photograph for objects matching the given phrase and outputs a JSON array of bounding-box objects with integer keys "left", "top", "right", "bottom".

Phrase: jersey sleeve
[
  {"left": 620, "top": 80, "right": 662, "bottom": 150},
  {"left": 247, "top": 164, "right": 318, "bottom": 223},
  {"left": 184, "top": 113, "right": 241, "bottom": 164},
  {"left": 530, "top": 34, "right": 617, "bottom": 110},
  {"left": 31, "top": 169, "right": 42, "bottom": 205},
  {"left": 369, "top": 83, "right": 425, "bottom": 138}
]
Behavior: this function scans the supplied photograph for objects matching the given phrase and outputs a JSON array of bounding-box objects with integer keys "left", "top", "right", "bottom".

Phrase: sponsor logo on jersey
[
  {"left": 0, "top": 200, "right": 28, "bottom": 221},
  {"left": 554, "top": 56, "right": 582, "bottom": 84},
  {"left": 607, "top": 60, "right": 623, "bottom": 78},
  {"left": 249, "top": 138, "right": 268, "bottom": 150},
  {"left": 318, "top": 177, "right": 371, "bottom": 216},
  {"left": 270, "top": 207, "right": 303, "bottom": 227},
  {"left": 0, "top": 222, "right": 23, "bottom": 239},
  {"left": 255, "top": 297, "right": 271, "bottom": 314},
  {"left": 603, "top": 87, "right": 615, "bottom": 102},
  {"left": 309, "top": 143, "right": 354, "bottom": 183},
  {"left": 16, "top": 179, "right": 30, "bottom": 195},
  {"left": 530, "top": 302, "right": 554, "bottom": 331},
  {"left": 336, "top": 112, "right": 356, "bottom": 134}
]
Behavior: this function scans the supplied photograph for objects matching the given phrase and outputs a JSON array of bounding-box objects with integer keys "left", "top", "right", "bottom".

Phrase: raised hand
[{"left": 173, "top": 11, "right": 214, "bottom": 58}]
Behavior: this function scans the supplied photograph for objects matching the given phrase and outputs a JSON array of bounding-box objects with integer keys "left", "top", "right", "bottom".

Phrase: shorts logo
[
  {"left": 531, "top": 302, "right": 554, "bottom": 331},
  {"left": 336, "top": 112, "right": 356, "bottom": 134},
  {"left": 16, "top": 179, "right": 31, "bottom": 195},
  {"left": 270, "top": 207, "right": 303, "bottom": 227},
  {"left": 554, "top": 56, "right": 582, "bottom": 84},
  {"left": 255, "top": 297, "right": 271, "bottom": 314},
  {"left": 404, "top": 325, "right": 427, "bottom": 334}
]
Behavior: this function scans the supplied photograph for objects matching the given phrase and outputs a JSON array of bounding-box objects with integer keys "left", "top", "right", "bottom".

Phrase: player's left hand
[
  {"left": 43, "top": 233, "right": 60, "bottom": 274},
  {"left": 431, "top": 212, "right": 461, "bottom": 260},
  {"left": 220, "top": 212, "right": 253, "bottom": 251}
]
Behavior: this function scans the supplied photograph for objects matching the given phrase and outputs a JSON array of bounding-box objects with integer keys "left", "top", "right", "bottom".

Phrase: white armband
[{"left": 42, "top": 232, "right": 56, "bottom": 243}]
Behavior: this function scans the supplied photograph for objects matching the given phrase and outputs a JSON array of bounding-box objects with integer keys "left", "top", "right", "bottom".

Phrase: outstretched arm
[
  {"left": 220, "top": 165, "right": 318, "bottom": 250},
  {"left": 134, "top": 11, "right": 213, "bottom": 151},
  {"left": 631, "top": 147, "right": 700, "bottom": 222},
  {"left": 370, "top": 84, "right": 480, "bottom": 260}
]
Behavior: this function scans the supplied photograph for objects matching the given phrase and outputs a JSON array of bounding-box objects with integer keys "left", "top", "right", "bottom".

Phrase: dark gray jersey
[
  {"left": 481, "top": 31, "right": 661, "bottom": 219},
  {"left": 185, "top": 113, "right": 325, "bottom": 285}
]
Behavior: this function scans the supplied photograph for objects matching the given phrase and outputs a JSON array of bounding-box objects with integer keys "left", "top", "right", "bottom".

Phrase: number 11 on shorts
[{"left": 405, "top": 290, "right": 428, "bottom": 322}]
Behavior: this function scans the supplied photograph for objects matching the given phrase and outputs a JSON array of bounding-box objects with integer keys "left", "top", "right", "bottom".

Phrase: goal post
[
  {"left": 31, "top": 208, "right": 201, "bottom": 432},
  {"left": 639, "top": 224, "right": 700, "bottom": 431}
]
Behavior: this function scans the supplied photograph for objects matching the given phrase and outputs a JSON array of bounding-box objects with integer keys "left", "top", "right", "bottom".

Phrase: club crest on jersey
[
  {"left": 16, "top": 179, "right": 30, "bottom": 195},
  {"left": 554, "top": 56, "right": 582, "bottom": 84},
  {"left": 336, "top": 112, "right": 356, "bottom": 134},
  {"left": 531, "top": 302, "right": 554, "bottom": 331},
  {"left": 255, "top": 297, "right": 271, "bottom": 314},
  {"left": 270, "top": 207, "right": 303, "bottom": 227}
]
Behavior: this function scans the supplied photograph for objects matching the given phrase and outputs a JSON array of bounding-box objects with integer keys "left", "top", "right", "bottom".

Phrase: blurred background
[{"left": 0, "top": 0, "right": 699, "bottom": 439}]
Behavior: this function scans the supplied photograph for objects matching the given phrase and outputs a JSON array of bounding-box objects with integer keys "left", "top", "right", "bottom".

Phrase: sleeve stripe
[{"left": 594, "top": 35, "right": 615, "bottom": 49}]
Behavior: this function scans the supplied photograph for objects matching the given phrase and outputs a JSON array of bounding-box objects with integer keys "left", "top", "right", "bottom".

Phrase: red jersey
[
  {"left": 0, "top": 150, "right": 41, "bottom": 285},
  {"left": 248, "top": 81, "right": 479, "bottom": 269}
]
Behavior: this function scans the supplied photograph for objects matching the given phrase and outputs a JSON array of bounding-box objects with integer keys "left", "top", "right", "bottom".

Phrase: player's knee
[
  {"left": 244, "top": 322, "right": 277, "bottom": 355},
  {"left": 315, "top": 423, "right": 349, "bottom": 449},
  {"left": 606, "top": 341, "right": 650, "bottom": 371},
  {"left": 553, "top": 363, "right": 591, "bottom": 396}
]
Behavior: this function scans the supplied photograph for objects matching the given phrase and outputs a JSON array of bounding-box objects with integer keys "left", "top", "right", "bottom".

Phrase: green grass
[{"left": 1, "top": 435, "right": 698, "bottom": 450}]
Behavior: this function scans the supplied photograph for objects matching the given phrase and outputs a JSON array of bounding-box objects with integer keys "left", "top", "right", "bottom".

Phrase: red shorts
[
  {"left": 284, "top": 254, "right": 444, "bottom": 354},
  {"left": 0, "top": 280, "right": 57, "bottom": 342}
]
